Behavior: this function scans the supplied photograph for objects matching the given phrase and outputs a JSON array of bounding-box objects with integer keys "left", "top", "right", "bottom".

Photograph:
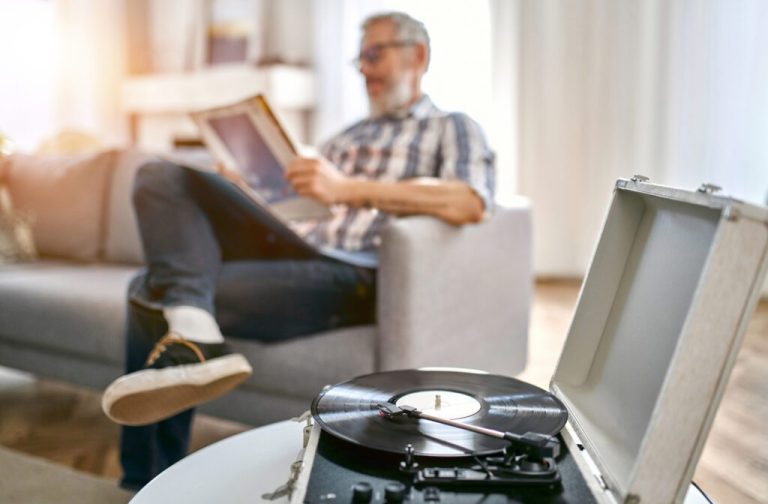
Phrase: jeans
[{"left": 120, "top": 161, "right": 376, "bottom": 490}]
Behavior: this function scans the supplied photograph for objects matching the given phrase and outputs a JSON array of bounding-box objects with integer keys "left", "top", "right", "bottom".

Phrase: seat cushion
[{"left": 0, "top": 262, "right": 140, "bottom": 364}]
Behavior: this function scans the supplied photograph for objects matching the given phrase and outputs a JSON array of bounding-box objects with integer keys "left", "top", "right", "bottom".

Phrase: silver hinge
[
  {"left": 698, "top": 183, "right": 722, "bottom": 194},
  {"left": 564, "top": 424, "right": 611, "bottom": 495},
  {"left": 290, "top": 410, "right": 314, "bottom": 447},
  {"left": 630, "top": 174, "right": 650, "bottom": 183},
  {"left": 723, "top": 205, "right": 740, "bottom": 222},
  {"left": 594, "top": 474, "right": 609, "bottom": 490}
]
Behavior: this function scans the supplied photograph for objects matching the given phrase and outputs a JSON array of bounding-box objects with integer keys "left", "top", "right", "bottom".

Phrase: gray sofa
[{"left": 0, "top": 149, "right": 532, "bottom": 426}]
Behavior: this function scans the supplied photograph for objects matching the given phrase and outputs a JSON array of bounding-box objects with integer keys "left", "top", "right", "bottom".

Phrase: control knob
[
  {"left": 384, "top": 482, "right": 407, "bottom": 502},
  {"left": 351, "top": 482, "right": 373, "bottom": 503}
]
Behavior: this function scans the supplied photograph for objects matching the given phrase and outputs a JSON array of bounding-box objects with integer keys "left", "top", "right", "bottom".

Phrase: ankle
[{"left": 163, "top": 305, "right": 225, "bottom": 344}]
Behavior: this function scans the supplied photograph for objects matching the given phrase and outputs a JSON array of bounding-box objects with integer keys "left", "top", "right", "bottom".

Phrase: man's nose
[{"left": 359, "top": 61, "right": 375, "bottom": 77}]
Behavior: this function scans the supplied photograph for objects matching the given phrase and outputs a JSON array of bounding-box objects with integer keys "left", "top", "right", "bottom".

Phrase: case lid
[{"left": 550, "top": 178, "right": 768, "bottom": 503}]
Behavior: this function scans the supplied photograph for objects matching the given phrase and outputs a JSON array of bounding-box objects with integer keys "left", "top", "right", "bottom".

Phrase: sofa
[{"left": 0, "top": 149, "right": 532, "bottom": 426}]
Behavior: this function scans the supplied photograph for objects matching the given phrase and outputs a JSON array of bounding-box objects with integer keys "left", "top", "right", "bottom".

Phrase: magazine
[
  {"left": 189, "top": 94, "right": 378, "bottom": 269},
  {"left": 191, "top": 94, "right": 331, "bottom": 221}
]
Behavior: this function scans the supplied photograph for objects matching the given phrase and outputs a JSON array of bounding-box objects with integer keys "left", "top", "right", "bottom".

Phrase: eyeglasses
[{"left": 352, "top": 40, "right": 417, "bottom": 70}]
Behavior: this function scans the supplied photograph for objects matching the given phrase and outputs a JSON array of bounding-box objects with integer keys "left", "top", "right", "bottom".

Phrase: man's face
[{"left": 358, "top": 20, "right": 420, "bottom": 117}]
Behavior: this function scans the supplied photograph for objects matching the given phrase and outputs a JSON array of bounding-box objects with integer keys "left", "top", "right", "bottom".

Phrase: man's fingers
[
  {"left": 289, "top": 177, "right": 316, "bottom": 193},
  {"left": 294, "top": 183, "right": 321, "bottom": 200},
  {"left": 286, "top": 158, "right": 320, "bottom": 177},
  {"left": 287, "top": 173, "right": 315, "bottom": 187}
]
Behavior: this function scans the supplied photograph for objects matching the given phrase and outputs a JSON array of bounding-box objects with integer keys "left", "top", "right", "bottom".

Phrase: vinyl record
[{"left": 311, "top": 369, "right": 568, "bottom": 457}]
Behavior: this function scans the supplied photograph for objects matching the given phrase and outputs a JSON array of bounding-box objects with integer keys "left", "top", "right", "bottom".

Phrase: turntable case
[{"left": 550, "top": 178, "right": 768, "bottom": 504}]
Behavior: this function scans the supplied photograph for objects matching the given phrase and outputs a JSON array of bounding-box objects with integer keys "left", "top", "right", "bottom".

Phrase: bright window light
[{"left": 0, "top": 0, "right": 57, "bottom": 151}]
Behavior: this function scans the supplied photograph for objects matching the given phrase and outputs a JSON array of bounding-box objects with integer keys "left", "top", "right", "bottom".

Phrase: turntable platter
[{"left": 311, "top": 369, "right": 568, "bottom": 457}]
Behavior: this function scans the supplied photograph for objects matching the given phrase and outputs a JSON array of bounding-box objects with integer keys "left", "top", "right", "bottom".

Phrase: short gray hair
[{"left": 362, "top": 12, "right": 431, "bottom": 69}]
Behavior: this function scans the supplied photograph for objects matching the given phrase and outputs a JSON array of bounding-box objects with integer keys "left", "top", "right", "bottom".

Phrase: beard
[{"left": 368, "top": 73, "right": 414, "bottom": 118}]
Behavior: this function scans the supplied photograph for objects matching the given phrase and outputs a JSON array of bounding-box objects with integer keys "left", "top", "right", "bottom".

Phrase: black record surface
[{"left": 311, "top": 369, "right": 568, "bottom": 457}]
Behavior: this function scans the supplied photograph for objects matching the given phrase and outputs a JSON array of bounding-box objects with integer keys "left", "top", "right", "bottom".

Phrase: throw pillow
[{"left": 1, "top": 151, "right": 116, "bottom": 262}]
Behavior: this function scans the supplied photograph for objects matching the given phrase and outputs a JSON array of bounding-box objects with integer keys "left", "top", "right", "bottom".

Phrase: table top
[
  {"left": 131, "top": 420, "right": 712, "bottom": 504},
  {"left": 131, "top": 420, "right": 304, "bottom": 504}
]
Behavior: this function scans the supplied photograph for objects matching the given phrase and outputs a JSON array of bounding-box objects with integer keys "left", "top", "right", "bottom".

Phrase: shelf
[{"left": 121, "top": 64, "right": 316, "bottom": 113}]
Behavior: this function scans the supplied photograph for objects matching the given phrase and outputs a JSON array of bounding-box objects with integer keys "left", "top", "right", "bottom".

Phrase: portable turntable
[{"left": 286, "top": 178, "right": 768, "bottom": 504}]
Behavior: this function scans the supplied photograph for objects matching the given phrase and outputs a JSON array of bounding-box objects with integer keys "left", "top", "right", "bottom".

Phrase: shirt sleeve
[{"left": 439, "top": 113, "right": 496, "bottom": 212}]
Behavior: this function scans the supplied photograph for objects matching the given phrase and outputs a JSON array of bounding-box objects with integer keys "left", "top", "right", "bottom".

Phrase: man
[{"left": 102, "top": 11, "right": 495, "bottom": 489}]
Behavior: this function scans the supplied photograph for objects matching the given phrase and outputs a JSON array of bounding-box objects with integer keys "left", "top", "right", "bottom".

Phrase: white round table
[
  {"left": 130, "top": 420, "right": 304, "bottom": 503},
  {"left": 130, "top": 420, "right": 713, "bottom": 503}
]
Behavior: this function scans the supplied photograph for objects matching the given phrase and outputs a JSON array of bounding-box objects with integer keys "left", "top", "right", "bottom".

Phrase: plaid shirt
[{"left": 296, "top": 95, "right": 495, "bottom": 251}]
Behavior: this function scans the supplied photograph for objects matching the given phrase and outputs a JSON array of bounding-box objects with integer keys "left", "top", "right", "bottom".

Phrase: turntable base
[
  {"left": 304, "top": 428, "right": 596, "bottom": 503},
  {"left": 128, "top": 420, "right": 713, "bottom": 504}
]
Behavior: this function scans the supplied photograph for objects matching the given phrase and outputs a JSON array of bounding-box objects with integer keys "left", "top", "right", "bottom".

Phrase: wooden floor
[{"left": 0, "top": 279, "right": 765, "bottom": 503}]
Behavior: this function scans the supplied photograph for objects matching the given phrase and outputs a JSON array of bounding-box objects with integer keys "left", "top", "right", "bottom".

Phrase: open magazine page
[
  {"left": 193, "top": 95, "right": 330, "bottom": 221},
  {"left": 206, "top": 112, "right": 294, "bottom": 204}
]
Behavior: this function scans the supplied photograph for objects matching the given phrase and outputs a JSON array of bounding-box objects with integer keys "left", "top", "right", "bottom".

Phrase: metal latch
[
  {"left": 630, "top": 174, "right": 650, "bottom": 183},
  {"left": 698, "top": 183, "right": 722, "bottom": 194}
]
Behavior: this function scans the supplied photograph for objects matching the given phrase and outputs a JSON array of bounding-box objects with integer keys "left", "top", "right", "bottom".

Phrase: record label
[{"left": 395, "top": 390, "right": 481, "bottom": 420}]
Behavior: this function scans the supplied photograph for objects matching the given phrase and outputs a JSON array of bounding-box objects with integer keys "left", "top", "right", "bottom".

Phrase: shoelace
[{"left": 144, "top": 332, "right": 207, "bottom": 367}]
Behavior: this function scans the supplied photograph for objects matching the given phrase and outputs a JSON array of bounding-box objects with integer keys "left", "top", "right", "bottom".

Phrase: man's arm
[{"left": 285, "top": 157, "right": 484, "bottom": 226}]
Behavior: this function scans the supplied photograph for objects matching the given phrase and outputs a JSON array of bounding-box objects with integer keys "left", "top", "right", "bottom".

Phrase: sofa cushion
[
  {"left": 103, "top": 149, "right": 156, "bottom": 265},
  {"left": 0, "top": 261, "right": 139, "bottom": 364},
  {"left": 0, "top": 151, "right": 115, "bottom": 262}
]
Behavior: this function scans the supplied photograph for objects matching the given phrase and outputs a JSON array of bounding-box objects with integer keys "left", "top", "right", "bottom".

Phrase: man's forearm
[{"left": 339, "top": 178, "right": 484, "bottom": 225}]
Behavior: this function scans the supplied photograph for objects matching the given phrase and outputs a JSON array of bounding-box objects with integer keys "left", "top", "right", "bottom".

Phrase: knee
[{"left": 132, "top": 160, "right": 185, "bottom": 207}]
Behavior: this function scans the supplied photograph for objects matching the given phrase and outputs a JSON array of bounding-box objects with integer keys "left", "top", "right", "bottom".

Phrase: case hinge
[
  {"left": 564, "top": 424, "right": 612, "bottom": 496},
  {"left": 594, "top": 474, "right": 608, "bottom": 490},
  {"left": 697, "top": 183, "right": 722, "bottom": 194},
  {"left": 630, "top": 174, "right": 650, "bottom": 183},
  {"left": 723, "top": 205, "right": 740, "bottom": 221}
]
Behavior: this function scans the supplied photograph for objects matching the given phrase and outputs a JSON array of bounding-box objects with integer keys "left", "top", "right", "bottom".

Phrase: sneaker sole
[{"left": 101, "top": 354, "right": 252, "bottom": 426}]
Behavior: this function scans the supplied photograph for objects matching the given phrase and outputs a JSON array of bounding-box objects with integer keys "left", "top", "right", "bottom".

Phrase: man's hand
[{"left": 285, "top": 157, "right": 350, "bottom": 205}]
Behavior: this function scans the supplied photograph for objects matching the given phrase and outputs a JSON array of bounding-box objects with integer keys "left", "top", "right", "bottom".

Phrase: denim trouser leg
[
  {"left": 119, "top": 290, "right": 196, "bottom": 490},
  {"left": 120, "top": 161, "right": 376, "bottom": 489}
]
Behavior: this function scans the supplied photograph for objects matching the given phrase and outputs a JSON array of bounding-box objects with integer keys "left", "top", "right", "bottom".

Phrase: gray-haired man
[{"left": 105, "top": 12, "right": 495, "bottom": 490}]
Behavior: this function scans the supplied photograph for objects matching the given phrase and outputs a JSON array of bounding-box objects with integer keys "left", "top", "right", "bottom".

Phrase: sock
[{"left": 163, "top": 305, "right": 225, "bottom": 344}]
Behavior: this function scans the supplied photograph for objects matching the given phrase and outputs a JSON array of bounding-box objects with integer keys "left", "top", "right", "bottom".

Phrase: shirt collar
[
  {"left": 377, "top": 94, "right": 438, "bottom": 121},
  {"left": 408, "top": 94, "right": 438, "bottom": 119}
]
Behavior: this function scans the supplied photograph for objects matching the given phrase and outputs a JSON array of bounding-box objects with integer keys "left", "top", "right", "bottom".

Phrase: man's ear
[{"left": 414, "top": 42, "right": 428, "bottom": 72}]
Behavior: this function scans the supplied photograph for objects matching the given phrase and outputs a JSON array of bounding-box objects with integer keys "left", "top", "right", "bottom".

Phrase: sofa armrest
[{"left": 376, "top": 199, "right": 532, "bottom": 376}]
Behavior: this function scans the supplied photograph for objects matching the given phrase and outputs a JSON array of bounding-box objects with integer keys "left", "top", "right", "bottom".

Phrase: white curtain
[
  {"left": 311, "top": 0, "right": 375, "bottom": 143},
  {"left": 499, "top": 0, "right": 768, "bottom": 276}
]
